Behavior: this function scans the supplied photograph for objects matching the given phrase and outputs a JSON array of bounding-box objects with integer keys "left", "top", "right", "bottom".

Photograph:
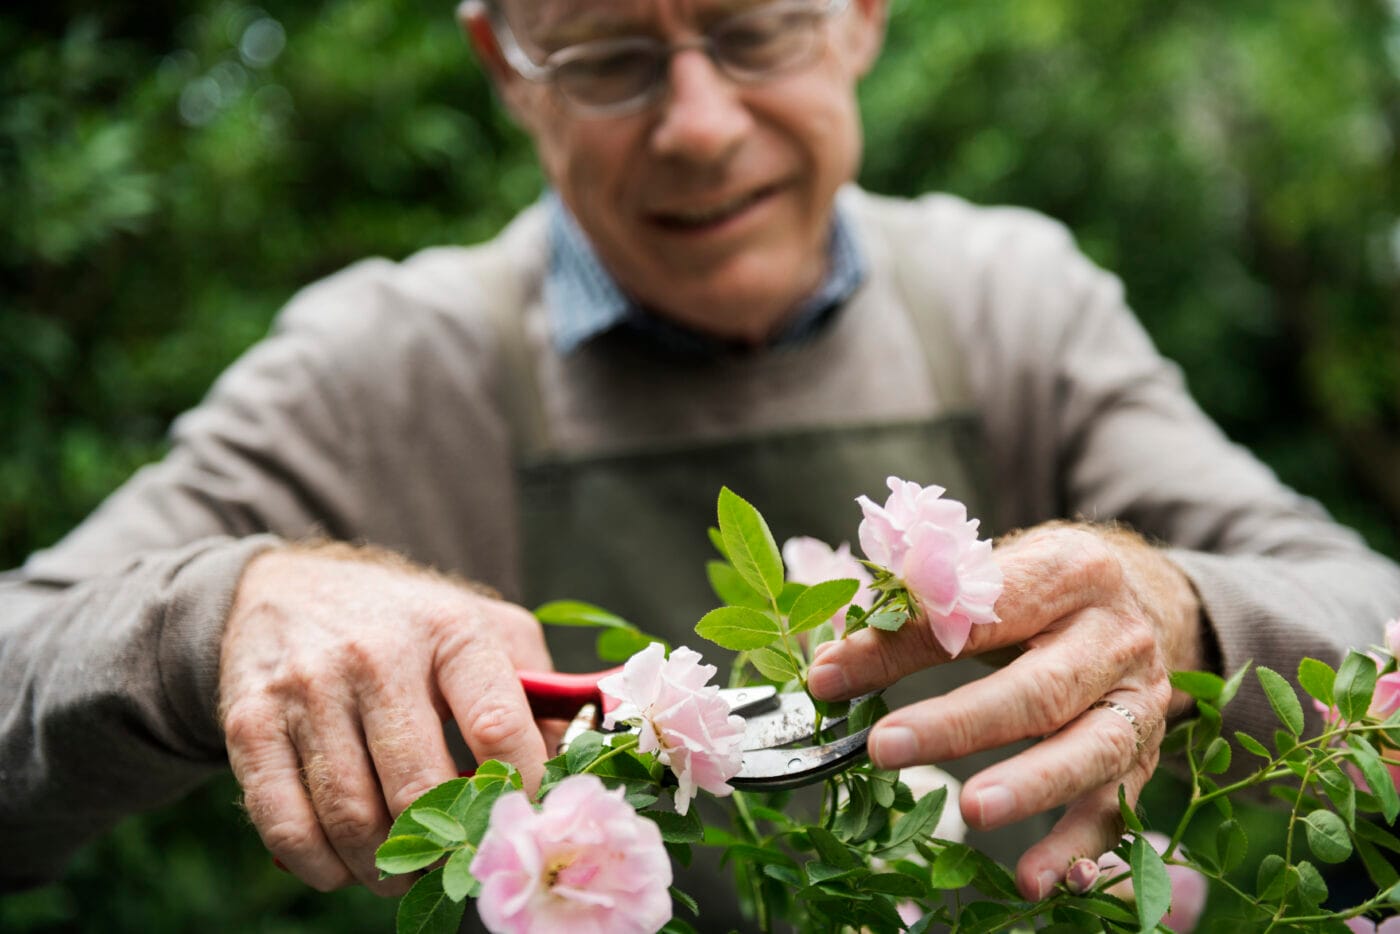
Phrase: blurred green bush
[{"left": 2, "top": 0, "right": 1398, "bottom": 929}]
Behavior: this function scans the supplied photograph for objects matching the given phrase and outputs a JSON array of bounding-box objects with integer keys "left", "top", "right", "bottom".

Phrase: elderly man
[{"left": 4, "top": 0, "right": 1399, "bottom": 926}]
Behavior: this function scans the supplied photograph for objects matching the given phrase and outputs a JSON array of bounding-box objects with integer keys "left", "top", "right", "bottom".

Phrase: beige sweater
[{"left": 4, "top": 188, "right": 1398, "bottom": 888}]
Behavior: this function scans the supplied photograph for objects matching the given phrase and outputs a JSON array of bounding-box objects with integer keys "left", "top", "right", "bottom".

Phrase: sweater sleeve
[
  {"left": 0, "top": 262, "right": 394, "bottom": 891},
  {"left": 935, "top": 195, "right": 1400, "bottom": 742}
]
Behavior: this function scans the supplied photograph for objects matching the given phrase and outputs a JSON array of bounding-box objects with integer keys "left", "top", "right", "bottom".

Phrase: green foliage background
[{"left": 2, "top": 0, "right": 1398, "bottom": 929}]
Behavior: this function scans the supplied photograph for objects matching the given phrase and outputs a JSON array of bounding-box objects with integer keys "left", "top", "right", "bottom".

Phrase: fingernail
[
  {"left": 1034, "top": 869, "right": 1060, "bottom": 901},
  {"left": 973, "top": 785, "right": 1016, "bottom": 827},
  {"left": 1066, "top": 858, "right": 1100, "bottom": 894},
  {"left": 870, "top": 726, "right": 917, "bottom": 768},
  {"left": 807, "top": 664, "right": 848, "bottom": 699}
]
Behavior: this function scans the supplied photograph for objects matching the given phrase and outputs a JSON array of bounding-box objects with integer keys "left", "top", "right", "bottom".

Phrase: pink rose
[
  {"left": 598, "top": 643, "right": 745, "bottom": 815},
  {"left": 856, "top": 476, "right": 1002, "bottom": 657},
  {"left": 470, "top": 774, "right": 672, "bottom": 934},
  {"left": 1347, "top": 917, "right": 1400, "bottom": 934},
  {"left": 781, "top": 536, "right": 874, "bottom": 637},
  {"left": 1098, "top": 832, "right": 1208, "bottom": 933},
  {"left": 1385, "top": 617, "right": 1400, "bottom": 660}
]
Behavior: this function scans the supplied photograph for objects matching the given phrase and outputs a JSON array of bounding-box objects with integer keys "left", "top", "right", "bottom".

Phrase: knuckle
[
  {"left": 260, "top": 815, "right": 322, "bottom": 858},
  {"left": 389, "top": 775, "right": 446, "bottom": 818},
  {"left": 463, "top": 697, "right": 527, "bottom": 751},
  {"left": 1022, "top": 660, "right": 1081, "bottom": 733},
  {"left": 223, "top": 701, "right": 278, "bottom": 750},
  {"left": 318, "top": 800, "right": 386, "bottom": 851}
]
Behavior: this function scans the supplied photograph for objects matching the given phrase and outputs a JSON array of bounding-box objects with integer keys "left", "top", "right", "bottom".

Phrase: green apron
[{"left": 478, "top": 204, "right": 1049, "bottom": 930}]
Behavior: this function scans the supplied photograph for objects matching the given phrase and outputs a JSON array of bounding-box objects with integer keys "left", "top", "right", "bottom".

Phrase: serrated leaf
[
  {"left": 1304, "top": 810, "right": 1353, "bottom": 863},
  {"left": 707, "top": 527, "right": 728, "bottom": 560},
  {"left": 748, "top": 645, "right": 800, "bottom": 682},
  {"left": 1217, "top": 819, "right": 1248, "bottom": 872},
  {"left": 788, "top": 579, "right": 861, "bottom": 634},
  {"left": 1130, "top": 835, "right": 1172, "bottom": 933},
  {"left": 717, "top": 487, "right": 784, "bottom": 599},
  {"left": 1170, "top": 670, "right": 1224, "bottom": 702},
  {"left": 861, "top": 872, "right": 928, "bottom": 897},
  {"left": 1355, "top": 836, "right": 1400, "bottom": 889},
  {"left": 670, "top": 885, "right": 699, "bottom": 916},
  {"left": 1319, "top": 763, "right": 1358, "bottom": 829},
  {"left": 1337, "top": 650, "right": 1380, "bottom": 723},
  {"left": 533, "top": 600, "right": 634, "bottom": 629},
  {"left": 441, "top": 847, "right": 477, "bottom": 901},
  {"left": 864, "top": 608, "right": 908, "bottom": 632},
  {"left": 705, "top": 560, "right": 769, "bottom": 610},
  {"left": 776, "top": 581, "right": 807, "bottom": 615},
  {"left": 1219, "top": 661, "right": 1252, "bottom": 707},
  {"left": 807, "top": 826, "right": 858, "bottom": 869},
  {"left": 1118, "top": 784, "right": 1144, "bottom": 833},
  {"left": 408, "top": 807, "right": 466, "bottom": 844},
  {"left": 565, "top": 730, "right": 605, "bottom": 772},
  {"left": 1257, "top": 666, "right": 1304, "bottom": 735},
  {"left": 376, "top": 835, "right": 449, "bottom": 875},
  {"left": 1294, "top": 860, "right": 1329, "bottom": 907},
  {"left": 695, "top": 605, "right": 781, "bottom": 650},
  {"left": 596, "top": 626, "right": 659, "bottom": 662},
  {"left": 396, "top": 869, "right": 465, "bottom": 934},
  {"left": 849, "top": 695, "right": 890, "bottom": 734},
  {"left": 1235, "top": 731, "right": 1271, "bottom": 759},
  {"left": 1349, "top": 736, "right": 1400, "bottom": 823},
  {"left": 1202, "top": 736, "right": 1232, "bottom": 774},
  {"left": 1257, "top": 853, "right": 1287, "bottom": 900},
  {"left": 389, "top": 778, "right": 474, "bottom": 839},
  {"left": 645, "top": 809, "right": 704, "bottom": 843},
  {"left": 929, "top": 843, "right": 978, "bottom": 889},
  {"left": 1298, "top": 657, "right": 1337, "bottom": 706},
  {"left": 879, "top": 786, "right": 946, "bottom": 853}
]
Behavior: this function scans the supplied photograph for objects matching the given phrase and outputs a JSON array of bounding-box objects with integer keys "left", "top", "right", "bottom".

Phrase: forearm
[{"left": 0, "top": 534, "right": 277, "bottom": 890}]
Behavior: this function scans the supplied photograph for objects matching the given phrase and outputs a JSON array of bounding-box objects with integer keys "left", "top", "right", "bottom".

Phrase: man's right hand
[{"left": 217, "top": 544, "right": 553, "bottom": 895}]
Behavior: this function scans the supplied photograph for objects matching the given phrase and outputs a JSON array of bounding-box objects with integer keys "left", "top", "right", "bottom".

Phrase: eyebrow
[{"left": 526, "top": 0, "right": 762, "bottom": 49}]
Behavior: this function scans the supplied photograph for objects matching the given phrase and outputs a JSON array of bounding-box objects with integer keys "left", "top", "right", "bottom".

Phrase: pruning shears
[{"left": 518, "top": 669, "right": 873, "bottom": 791}]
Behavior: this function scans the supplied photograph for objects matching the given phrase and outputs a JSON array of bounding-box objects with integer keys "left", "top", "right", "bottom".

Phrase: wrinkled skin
[
  {"left": 219, "top": 546, "right": 554, "bottom": 894},
  {"left": 808, "top": 523, "right": 1204, "bottom": 901}
]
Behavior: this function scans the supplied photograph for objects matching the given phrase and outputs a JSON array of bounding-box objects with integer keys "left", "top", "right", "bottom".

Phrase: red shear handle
[{"left": 517, "top": 668, "right": 625, "bottom": 721}]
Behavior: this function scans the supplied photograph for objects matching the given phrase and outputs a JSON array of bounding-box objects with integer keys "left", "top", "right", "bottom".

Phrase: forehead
[{"left": 507, "top": 0, "right": 762, "bottom": 44}]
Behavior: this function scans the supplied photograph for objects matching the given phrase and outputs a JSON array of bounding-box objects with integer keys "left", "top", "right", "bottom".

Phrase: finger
[
  {"left": 1012, "top": 754, "right": 1158, "bottom": 901},
  {"left": 959, "top": 693, "right": 1164, "bottom": 831},
  {"left": 225, "top": 702, "right": 354, "bottom": 892},
  {"left": 861, "top": 611, "right": 1135, "bottom": 766},
  {"left": 289, "top": 696, "right": 402, "bottom": 895},
  {"left": 361, "top": 693, "right": 459, "bottom": 820},
  {"left": 436, "top": 622, "right": 550, "bottom": 794}
]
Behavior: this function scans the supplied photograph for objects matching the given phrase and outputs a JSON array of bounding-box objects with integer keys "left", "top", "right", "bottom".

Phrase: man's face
[{"left": 476, "top": 0, "right": 886, "bottom": 341}]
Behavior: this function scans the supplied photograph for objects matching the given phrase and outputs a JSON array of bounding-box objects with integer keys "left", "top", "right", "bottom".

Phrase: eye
[
  {"left": 555, "top": 43, "right": 661, "bottom": 105},
  {"left": 713, "top": 6, "right": 820, "bottom": 73}
]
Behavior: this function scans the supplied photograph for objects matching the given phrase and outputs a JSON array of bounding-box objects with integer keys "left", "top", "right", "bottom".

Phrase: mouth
[{"left": 648, "top": 184, "right": 782, "bottom": 233}]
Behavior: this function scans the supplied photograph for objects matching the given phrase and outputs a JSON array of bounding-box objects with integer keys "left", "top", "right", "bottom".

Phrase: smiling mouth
[{"left": 650, "top": 185, "right": 780, "bottom": 231}]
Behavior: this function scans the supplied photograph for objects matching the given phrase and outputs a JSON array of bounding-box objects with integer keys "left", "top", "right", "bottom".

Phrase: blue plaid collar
[{"left": 543, "top": 191, "right": 867, "bottom": 356}]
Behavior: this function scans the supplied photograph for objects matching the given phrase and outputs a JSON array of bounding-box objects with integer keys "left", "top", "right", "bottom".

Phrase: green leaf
[
  {"left": 879, "top": 785, "right": 946, "bottom": 853},
  {"left": 1318, "top": 763, "right": 1358, "bottom": 829},
  {"left": 748, "top": 645, "right": 800, "bottom": 682},
  {"left": 533, "top": 600, "right": 634, "bottom": 630},
  {"left": 388, "top": 778, "right": 474, "bottom": 839},
  {"left": 1118, "top": 784, "right": 1144, "bottom": 834},
  {"left": 1348, "top": 736, "right": 1400, "bottom": 823},
  {"left": 707, "top": 527, "right": 728, "bottom": 561},
  {"left": 861, "top": 872, "right": 928, "bottom": 897},
  {"left": 396, "top": 869, "right": 464, "bottom": 934},
  {"left": 441, "top": 847, "right": 477, "bottom": 901},
  {"left": 706, "top": 560, "right": 769, "bottom": 610},
  {"left": 1303, "top": 810, "right": 1353, "bottom": 863},
  {"left": 806, "top": 826, "right": 859, "bottom": 869},
  {"left": 788, "top": 579, "right": 861, "bottom": 634},
  {"left": 376, "top": 835, "right": 449, "bottom": 875},
  {"left": 596, "top": 626, "right": 659, "bottom": 662},
  {"left": 1170, "top": 670, "right": 1224, "bottom": 702},
  {"left": 1336, "top": 650, "right": 1380, "bottom": 723},
  {"left": 1294, "top": 860, "right": 1329, "bottom": 908},
  {"left": 717, "top": 487, "right": 784, "bottom": 599},
  {"left": 644, "top": 809, "right": 704, "bottom": 843},
  {"left": 1235, "top": 731, "right": 1271, "bottom": 759},
  {"left": 1298, "top": 657, "right": 1337, "bottom": 706},
  {"left": 1129, "top": 835, "right": 1172, "bottom": 933},
  {"left": 1356, "top": 819, "right": 1400, "bottom": 854},
  {"left": 1355, "top": 836, "right": 1400, "bottom": 889},
  {"left": 928, "top": 843, "right": 978, "bottom": 889},
  {"left": 1201, "top": 736, "right": 1232, "bottom": 774},
  {"left": 1217, "top": 819, "right": 1248, "bottom": 872},
  {"left": 565, "top": 730, "right": 605, "bottom": 772},
  {"left": 1257, "top": 666, "right": 1304, "bottom": 735},
  {"left": 669, "top": 885, "right": 699, "bottom": 916},
  {"left": 1219, "top": 661, "right": 1252, "bottom": 707},
  {"left": 694, "top": 605, "right": 781, "bottom": 651},
  {"left": 1256, "top": 853, "right": 1288, "bottom": 901},
  {"left": 865, "top": 608, "right": 908, "bottom": 632},
  {"left": 776, "top": 581, "right": 808, "bottom": 615},
  {"left": 408, "top": 807, "right": 466, "bottom": 844}
]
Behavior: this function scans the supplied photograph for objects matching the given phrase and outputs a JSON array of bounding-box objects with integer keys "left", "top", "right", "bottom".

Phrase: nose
[{"left": 650, "top": 48, "right": 753, "bottom": 163}]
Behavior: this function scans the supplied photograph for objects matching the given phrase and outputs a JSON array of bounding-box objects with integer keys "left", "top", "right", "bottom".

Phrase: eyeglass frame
[{"left": 477, "top": 0, "right": 852, "bottom": 118}]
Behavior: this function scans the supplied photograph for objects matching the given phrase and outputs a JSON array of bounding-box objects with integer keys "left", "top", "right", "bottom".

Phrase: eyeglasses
[{"left": 486, "top": 0, "right": 850, "bottom": 117}]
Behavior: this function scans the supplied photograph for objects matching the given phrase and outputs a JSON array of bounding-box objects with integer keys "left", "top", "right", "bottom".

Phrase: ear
[{"left": 843, "top": 0, "right": 889, "bottom": 78}]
